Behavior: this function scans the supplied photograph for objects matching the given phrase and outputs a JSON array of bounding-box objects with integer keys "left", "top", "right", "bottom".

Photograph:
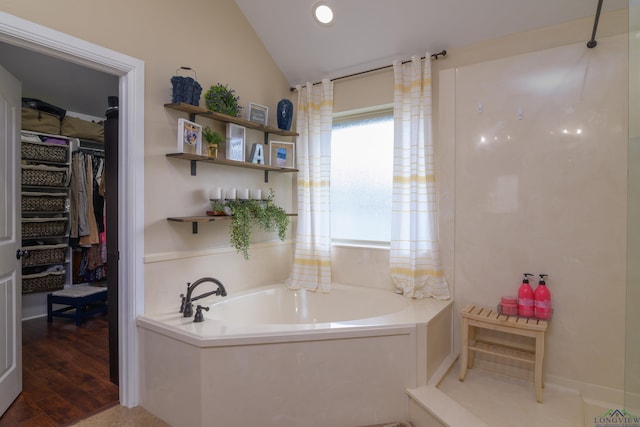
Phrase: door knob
[{"left": 16, "top": 249, "right": 29, "bottom": 260}]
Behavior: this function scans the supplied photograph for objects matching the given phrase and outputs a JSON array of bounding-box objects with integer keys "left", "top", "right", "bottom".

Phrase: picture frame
[
  {"left": 246, "top": 103, "right": 268, "bottom": 126},
  {"left": 226, "top": 123, "right": 246, "bottom": 161},
  {"left": 177, "top": 118, "right": 202, "bottom": 155},
  {"left": 269, "top": 141, "right": 295, "bottom": 169}
]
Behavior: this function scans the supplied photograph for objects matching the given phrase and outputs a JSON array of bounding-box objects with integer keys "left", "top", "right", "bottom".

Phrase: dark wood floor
[{"left": 0, "top": 313, "right": 119, "bottom": 426}]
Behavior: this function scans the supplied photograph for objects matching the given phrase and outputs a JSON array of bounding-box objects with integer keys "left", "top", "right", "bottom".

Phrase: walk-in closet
[{"left": 0, "top": 39, "right": 121, "bottom": 426}]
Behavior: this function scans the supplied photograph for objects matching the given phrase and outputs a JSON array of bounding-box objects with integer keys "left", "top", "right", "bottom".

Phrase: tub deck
[
  {"left": 137, "top": 283, "right": 452, "bottom": 347},
  {"left": 136, "top": 284, "right": 453, "bottom": 427}
]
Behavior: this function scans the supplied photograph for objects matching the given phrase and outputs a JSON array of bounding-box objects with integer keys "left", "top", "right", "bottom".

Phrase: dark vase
[{"left": 277, "top": 98, "right": 293, "bottom": 131}]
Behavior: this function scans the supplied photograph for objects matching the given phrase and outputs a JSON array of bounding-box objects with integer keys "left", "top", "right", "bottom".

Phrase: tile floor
[
  {"left": 69, "top": 364, "right": 627, "bottom": 427},
  {"left": 69, "top": 405, "right": 170, "bottom": 427},
  {"left": 437, "top": 360, "right": 619, "bottom": 427}
]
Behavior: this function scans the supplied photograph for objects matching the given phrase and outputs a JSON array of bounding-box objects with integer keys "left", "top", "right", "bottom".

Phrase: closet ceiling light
[{"left": 314, "top": 3, "right": 334, "bottom": 25}]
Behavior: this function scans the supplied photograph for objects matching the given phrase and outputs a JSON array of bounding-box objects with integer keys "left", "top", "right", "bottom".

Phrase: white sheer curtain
[
  {"left": 286, "top": 79, "right": 333, "bottom": 292},
  {"left": 390, "top": 55, "right": 450, "bottom": 300}
]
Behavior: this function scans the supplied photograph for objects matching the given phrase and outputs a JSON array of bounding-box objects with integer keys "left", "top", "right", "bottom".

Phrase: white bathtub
[
  {"left": 137, "top": 284, "right": 453, "bottom": 427},
  {"left": 208, "top": 283, "right": 413, "bottom": 324}
]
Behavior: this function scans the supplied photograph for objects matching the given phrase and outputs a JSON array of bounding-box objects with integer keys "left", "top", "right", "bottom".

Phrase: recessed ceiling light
[{"left": 314, "top": 3, "right": 334, "bottom": 25}]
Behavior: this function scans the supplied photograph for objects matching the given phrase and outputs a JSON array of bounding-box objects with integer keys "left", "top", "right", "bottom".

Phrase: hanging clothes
[
  {"left": 70, "top": 152, "right": 88, "bottom": 238},
  {"left": 70, "top": 149, "right": 107, "bottom": 283},
  {"left": 79, "top": 153, "right": 100, "bottom": 246}
]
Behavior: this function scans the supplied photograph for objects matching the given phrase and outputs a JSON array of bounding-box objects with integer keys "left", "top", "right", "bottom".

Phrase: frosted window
[{"left": 331, "top": 112, "right": 393, "bottom": 244}]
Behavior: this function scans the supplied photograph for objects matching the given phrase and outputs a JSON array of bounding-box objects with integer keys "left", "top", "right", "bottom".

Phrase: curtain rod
[{"left": 289, "top": 49, "right": 447, "bottom": 92}]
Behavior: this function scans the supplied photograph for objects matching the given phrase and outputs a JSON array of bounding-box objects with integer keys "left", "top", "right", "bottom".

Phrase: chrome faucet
[{"left": 180, "top": 277, "right": 227, "bottom": 318}]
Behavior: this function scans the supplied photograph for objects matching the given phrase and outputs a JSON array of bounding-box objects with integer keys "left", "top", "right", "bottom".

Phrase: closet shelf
[
  {"left": 20, "top": 130, "right": 72, "bottom": 294},
  {"left": 22, "top": 211, "right": 69, "bottom": 216},
  {"left": 22, "top": 234, "right": 69, "bottom": 240},
  {"left": 164, "top": 103, "right": 298, "bottom": 137},
  {"left": 22, "top": 185, "right": 71, "bottom": 191}
]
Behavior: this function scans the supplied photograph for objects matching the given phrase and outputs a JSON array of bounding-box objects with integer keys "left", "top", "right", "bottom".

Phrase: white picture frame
[
  {"left": 247, "top": 103, "right": 268, "bottom": 126},
  {"left": 226, "top": 123, "right": 246, "bottom": 161},
  {"left": 177, "top": 118, "right": 202, "bottom": 155},
  {"left": 269, "top": 141, "right": 295, "bottom": 169}
]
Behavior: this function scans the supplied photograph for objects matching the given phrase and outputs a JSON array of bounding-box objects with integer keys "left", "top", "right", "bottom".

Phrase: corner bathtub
[{"left": 137, "top": 284, "right": 453, "bottom": 427}]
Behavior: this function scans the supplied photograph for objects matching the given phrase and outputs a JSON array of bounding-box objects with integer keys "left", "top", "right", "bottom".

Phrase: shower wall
[
  {"left": 440, "top": 33, "right": 628, "bottom": 394},
  {"left": 627, "top": 0, "right": 640, "bottom": 411}
]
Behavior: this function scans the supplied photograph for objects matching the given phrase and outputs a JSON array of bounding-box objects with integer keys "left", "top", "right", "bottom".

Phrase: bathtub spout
[{"left": 182, "top": 277, "right": 227, "bottom": 318}]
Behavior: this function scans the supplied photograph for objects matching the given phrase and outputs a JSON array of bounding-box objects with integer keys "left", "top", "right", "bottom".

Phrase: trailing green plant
[
  {"left": 211, "top": 190, "right": 289, "bottom": 259},
  {"left": 204, "top": 83, "right": 242, "bottom": 117}
]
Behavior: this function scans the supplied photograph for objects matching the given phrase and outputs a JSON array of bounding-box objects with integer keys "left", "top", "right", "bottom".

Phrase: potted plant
[
  {"left": 202, "top": 126, "right": 224, "bottom": 158},
  {"left": 204, "top": 83, "right": 243, "bottom": 117},
  {"left": 211, "top": 190, "right": 289, "bottom": 259}
]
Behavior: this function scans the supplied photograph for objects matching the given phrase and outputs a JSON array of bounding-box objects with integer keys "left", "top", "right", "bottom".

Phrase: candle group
[
  {"left": 209, "top": 187, "right": 265, "bottom": 201},
  {"left": 209, "top": 187, "right": 222, "bottom": 200}
]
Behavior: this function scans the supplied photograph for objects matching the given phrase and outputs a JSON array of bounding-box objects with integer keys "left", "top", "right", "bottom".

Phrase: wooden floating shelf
[
  {"left": 164, "top": 103, "right": 298, "bottom": 137},
  {"left": 166, "top": 153, "right": 298, "bottom": 173},
  {"left": 167, "top": 215, "right": 228, "bottom": 234},
  {"left": 166, "top": 152, "right": 298, "bottom": 182},
  {"left": 167, "top": 213, "right": 297, "bottom": 234}
]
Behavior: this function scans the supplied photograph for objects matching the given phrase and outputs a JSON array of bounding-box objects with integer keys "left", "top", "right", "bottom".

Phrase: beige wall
[
  {"left": 628, "top": 0, "right": 640, "bottom": 410},
  {"left": 0, "top": 0, "right": 296, "bottom": 312}
]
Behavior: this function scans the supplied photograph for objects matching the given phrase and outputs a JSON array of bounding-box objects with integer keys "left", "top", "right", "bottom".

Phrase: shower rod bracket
[{"left": 587, "top": 0, "right": 604, "bottom": 49}]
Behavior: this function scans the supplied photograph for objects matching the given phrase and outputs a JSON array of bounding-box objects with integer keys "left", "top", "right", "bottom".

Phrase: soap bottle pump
[
  {"left": 534, "top": 274, "right": 551, "bottom": 319},
  {"left": 518, "top": 273, "right": 535, "bottom": 317}
]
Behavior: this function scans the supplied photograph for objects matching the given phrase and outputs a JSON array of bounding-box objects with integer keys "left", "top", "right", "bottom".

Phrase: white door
[{"left": 0, "top": 63, "right": 22, "bottom": 416}]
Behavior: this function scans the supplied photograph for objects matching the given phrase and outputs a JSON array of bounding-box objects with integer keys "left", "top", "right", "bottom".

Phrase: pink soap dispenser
[
  {"left": 517, "top": 273, "right": 535, "bottom": 317},
  {"left": 534, "top": 274, "right": 552, "bottom": 319}
]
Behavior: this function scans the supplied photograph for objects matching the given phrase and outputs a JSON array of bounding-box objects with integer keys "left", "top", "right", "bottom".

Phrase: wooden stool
[
  {"left": 458, "top": 304, "right": 548, "bottom": 403},
  {"left": 47, "top": 285, "right": 108, "bottom": 326}
]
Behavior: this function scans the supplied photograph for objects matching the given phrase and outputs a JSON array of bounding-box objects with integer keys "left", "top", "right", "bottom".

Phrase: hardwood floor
[{"left": 0, "top": 313, "right": 119, "bottom": 426}]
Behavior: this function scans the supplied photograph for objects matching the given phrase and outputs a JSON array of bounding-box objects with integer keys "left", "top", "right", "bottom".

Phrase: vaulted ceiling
[
  {"left": 233, "top": 0, "right": 628, "bottom": 86},
  {"left": 0, "top": 1, "right": 628, "bottom": 117}
]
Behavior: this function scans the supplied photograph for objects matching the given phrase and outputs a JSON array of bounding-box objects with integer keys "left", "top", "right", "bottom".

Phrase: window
[{"left": 330, "top": 109, "right": 393, "bottom": 244}]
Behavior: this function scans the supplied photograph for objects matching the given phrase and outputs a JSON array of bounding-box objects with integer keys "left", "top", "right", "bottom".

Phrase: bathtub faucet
[{"left": 181, "top": 277, "right": 227, "bottom": 318}]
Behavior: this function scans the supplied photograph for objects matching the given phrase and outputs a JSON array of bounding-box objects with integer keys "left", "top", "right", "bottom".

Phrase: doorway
[{"left": 0, "top": 11, "right": 145, "bottom": 408}]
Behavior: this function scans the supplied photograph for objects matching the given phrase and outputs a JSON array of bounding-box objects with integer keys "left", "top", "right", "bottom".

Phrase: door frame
[{"left": 0, "top": 11, "right": 144, "bottom": 407}]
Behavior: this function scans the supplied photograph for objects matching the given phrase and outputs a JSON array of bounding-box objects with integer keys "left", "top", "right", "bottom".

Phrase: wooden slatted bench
[{"left": 458, "top": 304, "right": 548, "bottom": 403}]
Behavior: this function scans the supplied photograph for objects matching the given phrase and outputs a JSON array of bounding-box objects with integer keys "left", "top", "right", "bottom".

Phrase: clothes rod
[
  {"left": 587, "top": 0, "right": 603, "bottom": 48},
  {"left": 76, "top": 147, "right": 104, "bottom": 155},
  {"left": 289, "top": 50, "right": 447, "bottom": 92}
]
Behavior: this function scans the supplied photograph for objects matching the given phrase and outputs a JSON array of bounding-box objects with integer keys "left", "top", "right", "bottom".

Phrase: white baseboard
[
  {"left": 544, "top": 373, "right": 624, "bottom": 406},
  {"left": 428, "top": 351, "right": 459, "bottom": 387},
  {"left": 21, "top": 313, "right": 47, "bottom": 321}
]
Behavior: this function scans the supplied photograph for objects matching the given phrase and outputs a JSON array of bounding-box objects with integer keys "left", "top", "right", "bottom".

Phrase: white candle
[
  {"left": 226, "top": 188, "right": 236, "bottom": 200},
  {"left": 210, "top": 187, "right": 222, "bottom": 200},
  {"left": 239, "top": 188, "right": 249, "bottom": 200},
  {"left": 252, "top": 189, "right": 262, "bottom": 200}
]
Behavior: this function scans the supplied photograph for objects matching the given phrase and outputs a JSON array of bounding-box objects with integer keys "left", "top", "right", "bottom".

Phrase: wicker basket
[
  {"left": 22, "top": 217, "right": 68, "bottom": 238},
  {"left": 22, "top": 269, "right": 65, "bottom": 294},
  {"left": 171, "top": 67, "right": 202, "bottom": 106},
  {"left": 22, "top": 140, "right": 68, "bottom": 163},
  {"left": 22, "top": 192, "right": 68, "bottom": 212},
  {"left": 21, "top": 244, "right": 67, "bottom": 267},
  {"left": 22, "top": 164, "right": 69, "bottom": 187}
]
